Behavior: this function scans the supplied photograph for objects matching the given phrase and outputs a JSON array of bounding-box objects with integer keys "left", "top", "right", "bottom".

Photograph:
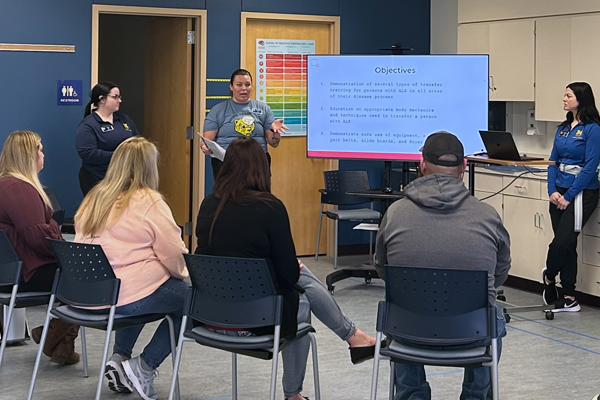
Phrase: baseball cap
[{"left": 420, "top": 131, "right": 464, "bottom": 167}]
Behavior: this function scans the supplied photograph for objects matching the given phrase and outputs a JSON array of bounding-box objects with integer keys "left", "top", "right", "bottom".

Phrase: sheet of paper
[
  {"left": 198, "top": 133, "right": 226, "bottom": 162},
  {"left": 353, "top": 223, "right": 379, "bottom": 231}
]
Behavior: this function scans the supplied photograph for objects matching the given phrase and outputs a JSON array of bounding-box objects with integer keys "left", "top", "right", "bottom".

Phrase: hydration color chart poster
[{"left": 256, "top": 39, "right": 315, "bottom": 136}]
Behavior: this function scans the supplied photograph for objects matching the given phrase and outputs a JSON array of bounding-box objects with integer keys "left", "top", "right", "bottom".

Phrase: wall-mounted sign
[
  {"left": 256, "top": 39, "right": 314, "bottom": 136},
  {"left": 57, "top": 80, "right": 82, "bottom": 105}
]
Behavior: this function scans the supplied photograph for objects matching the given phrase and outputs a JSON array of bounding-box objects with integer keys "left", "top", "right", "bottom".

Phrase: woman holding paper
[
  {"left": 543, "top": 82, "right": 600, "bottom": 312},
  {"left": 201, "top": 68, "right": 288, "bottom": 178}
]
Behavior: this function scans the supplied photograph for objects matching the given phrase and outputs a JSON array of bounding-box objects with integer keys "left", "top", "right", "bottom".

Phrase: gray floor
[{"left": 1, "top": 255, "right": 600, "bottom": 399}]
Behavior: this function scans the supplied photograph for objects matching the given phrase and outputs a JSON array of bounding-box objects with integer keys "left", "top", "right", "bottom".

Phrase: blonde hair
[
  {"left": 75, "top": 136, "right": 160, "bottom": 237},
  {"left": 0, "top": 130, "right": 52, "bottom": 208}
]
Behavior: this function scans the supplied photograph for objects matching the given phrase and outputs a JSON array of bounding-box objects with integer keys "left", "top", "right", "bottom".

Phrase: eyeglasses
[{"left": 105, "top": 94, "right": 122, "bottom": 100}]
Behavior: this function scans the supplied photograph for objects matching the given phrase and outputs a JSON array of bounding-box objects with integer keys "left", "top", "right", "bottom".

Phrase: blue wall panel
[{"left": 0, "top": 0, "right": 431, "bottom": 246}]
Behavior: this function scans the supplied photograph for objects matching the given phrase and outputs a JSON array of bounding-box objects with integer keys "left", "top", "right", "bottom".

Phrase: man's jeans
[{"left": 393, "top": 305, "right": 506, "bottom": 400}]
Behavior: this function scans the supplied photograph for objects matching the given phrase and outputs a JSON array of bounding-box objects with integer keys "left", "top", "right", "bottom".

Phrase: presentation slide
[{"left": 306, "top": 55, "right": 489, "bottom": 160}]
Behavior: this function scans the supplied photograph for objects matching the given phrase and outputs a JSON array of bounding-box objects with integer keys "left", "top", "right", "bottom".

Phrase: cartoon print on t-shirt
[{"left": 234, "top": 115, "right": 255, "bottom": 136}]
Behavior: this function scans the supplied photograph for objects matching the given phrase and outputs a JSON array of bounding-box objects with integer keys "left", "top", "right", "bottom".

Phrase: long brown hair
[{"left": 210, "top": 137, "right": 275, "bottom": 242}]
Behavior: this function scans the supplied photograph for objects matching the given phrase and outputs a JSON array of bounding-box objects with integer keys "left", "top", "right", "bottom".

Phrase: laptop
[{"left": 478, "top": 130, "right": 544, "bottom": 161}]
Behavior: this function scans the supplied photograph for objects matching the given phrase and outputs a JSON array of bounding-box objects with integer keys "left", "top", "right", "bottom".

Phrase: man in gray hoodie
[{"left": 375, "top": 131, "right": 510, "bottom": 400}]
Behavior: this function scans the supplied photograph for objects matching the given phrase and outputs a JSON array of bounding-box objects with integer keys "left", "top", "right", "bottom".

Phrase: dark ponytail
[{"left": 84, "top": 81, "right": 118, "bottom": 117}]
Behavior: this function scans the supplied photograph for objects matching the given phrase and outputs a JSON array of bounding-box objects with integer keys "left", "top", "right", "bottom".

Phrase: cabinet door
[
  {"left": 535, "top": 17, "right": 571, "bottom": 122},
  {"left": 503, "top": 196, "right": 553, "bottom": 281},
  {"left": 488, "top": 20, "right": 535, "bottom": 101},
  {"left": 474, "top": 190, "right": 503, "bottom": 220},
  {"left": 457, "top": 23, "right": 490, "bottom": 54},
  {"left": 571, "top": 14, "right": 600, "bottom": 99}
]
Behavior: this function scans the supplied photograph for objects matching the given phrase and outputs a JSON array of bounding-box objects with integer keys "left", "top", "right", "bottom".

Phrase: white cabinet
[
  {"left": 458, "top": 20, "right": 535, "bottom": 101},
  {"left": 535, "top": 17, "right": 571, "bottom": 122},
  {"left": 503, "top": 195, "right": 553, "bottom": 281}
]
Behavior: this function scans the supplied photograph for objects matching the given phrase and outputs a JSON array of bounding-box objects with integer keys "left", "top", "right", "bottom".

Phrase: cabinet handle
[
  {"left": 534, "top": 212, "right": 540, "bottom": 228},
  {"left": 514, "top": 185, "right": 526, "bottom": 191}
]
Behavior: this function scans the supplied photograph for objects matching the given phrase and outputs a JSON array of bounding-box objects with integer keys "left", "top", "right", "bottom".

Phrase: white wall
[{"left": 430, "top": 0, "right": 458, "bottom": 54}]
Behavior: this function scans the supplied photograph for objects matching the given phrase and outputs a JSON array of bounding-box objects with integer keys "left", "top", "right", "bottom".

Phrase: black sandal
[{"left": 349, "top": 339, "right": 386, "bottom": 365}]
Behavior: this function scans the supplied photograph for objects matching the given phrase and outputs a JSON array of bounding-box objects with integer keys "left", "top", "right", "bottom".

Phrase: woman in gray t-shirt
[{"left": 201, "top": 68, "right": 288, "bottom": 178}]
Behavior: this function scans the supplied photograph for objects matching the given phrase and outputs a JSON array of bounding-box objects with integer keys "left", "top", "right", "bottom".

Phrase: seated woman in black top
[{"left": 195, "top": 136, "right": 376, "bottom": 400}]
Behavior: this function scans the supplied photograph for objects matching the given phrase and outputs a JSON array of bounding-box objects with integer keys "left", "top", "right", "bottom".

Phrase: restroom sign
[{"left": 57, "top": 80, "right": 82, "bottom": 105}]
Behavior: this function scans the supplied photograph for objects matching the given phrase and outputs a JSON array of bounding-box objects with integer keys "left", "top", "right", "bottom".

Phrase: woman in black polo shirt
[{"left": 75, "top": 81, "right": 139, "bottom": 195}]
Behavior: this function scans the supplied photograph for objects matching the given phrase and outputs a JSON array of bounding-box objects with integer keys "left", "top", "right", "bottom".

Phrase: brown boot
[
  {"left": 30, "top": 320, "right": 77, "bottom": 358},
  {"left": 50, "top": 324, "right": 80, "bottom": 366}
]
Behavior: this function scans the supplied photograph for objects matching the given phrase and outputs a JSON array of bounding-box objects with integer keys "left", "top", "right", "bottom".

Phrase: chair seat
[
  {"left": 381, "top": 339, "right": 491, "bottom": 367},
  {"left": 184, "top": 322, "right": 315, "bottom": 360},
  {"left": 324, "top": 208, "right": 380, "bottom": 221},
  {"left": 51, "top": 305, "right": 168, "bottom": 330},
  {"left": 0, "top": 292, "right": 52, "bottom": 308}
]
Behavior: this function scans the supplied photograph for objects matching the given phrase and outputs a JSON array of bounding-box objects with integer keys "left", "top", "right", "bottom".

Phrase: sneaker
[
  {"left": 105, "top": 353, "right": 133, "bottom": 394},
  {"left": 541, "top": 268, "right": 559, "bottom": 305},
  {"left": 591, "top": 394, "right": 599, "bottom": 400},
  {"left": 551, "top": 297, "right": 581, "bottom": 313},
  {"left": 122, "top": 357, "right": 159, "bottom": 400}
]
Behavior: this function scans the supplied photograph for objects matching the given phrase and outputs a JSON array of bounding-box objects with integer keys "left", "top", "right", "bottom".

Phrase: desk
[
  {"left": 466, "top": 155, "right": 553, "bottom": 196},
  {"left": 325, "top": 190, "right": 404, "bottom": 294}
]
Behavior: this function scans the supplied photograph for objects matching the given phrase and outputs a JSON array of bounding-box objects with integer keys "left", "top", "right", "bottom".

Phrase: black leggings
[
  {"left": 0, "top": 263, "right": 58, "bottom": 293},
  {"left": 546, "top": 187, "right": 599, "bottom": 296}
]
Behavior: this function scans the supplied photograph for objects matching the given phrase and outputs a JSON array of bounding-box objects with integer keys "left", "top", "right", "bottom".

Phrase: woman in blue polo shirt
[
  {"left": 542, "top": 82, "right": 600, "bottom": 312},
  {"left": 75, "top": 82, "right": 139, "bottom": 195}
]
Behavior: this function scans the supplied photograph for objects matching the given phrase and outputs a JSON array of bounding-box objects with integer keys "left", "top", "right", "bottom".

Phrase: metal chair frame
[
  {"left": 168, "top": 254, "right": 320, "bottom": 400},
  {"left": 370, "top": 266, "right": 500, "bottom": 400}
]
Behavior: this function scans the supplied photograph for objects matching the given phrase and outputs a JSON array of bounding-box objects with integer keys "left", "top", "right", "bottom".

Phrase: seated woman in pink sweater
[{"left": 74, "top": 137, "right": 188, "bottom": 400}]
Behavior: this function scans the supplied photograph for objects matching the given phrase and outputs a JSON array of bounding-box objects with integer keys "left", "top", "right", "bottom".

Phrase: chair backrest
[
  {"left": 383, "top": 265, "right": 492, "bottom": 346},
  {"left": 47, "top": 239, "right": 120, "bottom": 307},
  {"left": 43, "top": 186, "right": 65, "bottom": 226},
  {"left": 0, "top": 230, "right": 22, "bottom": 286},
  {"left": 183, "top": 254, "right": 282, "bottom": 329},
  {"left": 322, "top": 170, "right": 372, "bottom": 205}
]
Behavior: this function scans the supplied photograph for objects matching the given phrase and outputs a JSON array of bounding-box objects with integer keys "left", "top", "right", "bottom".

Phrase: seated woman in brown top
[{"left": 0, "top": 130, "right": 79, "bottom": 365}]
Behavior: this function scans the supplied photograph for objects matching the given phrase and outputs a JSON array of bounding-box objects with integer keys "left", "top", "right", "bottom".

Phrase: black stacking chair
[
  {"left": 0, "top": 230, "right": 52, "bottom": 368},
  {"left": 168, "top": 254, "right": 320, "bottom": 400},
  {"left": 370, "top": 266, "right": 500, "bottom": 400},
  {"left": 315, "top": 170, "right": 380, "bottom": 269},
  {"left": 28, "top": 240, "right": 180, "bottom": 400}
]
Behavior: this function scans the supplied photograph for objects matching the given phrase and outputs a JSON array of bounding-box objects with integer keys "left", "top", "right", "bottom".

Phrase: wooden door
[
  {"left": 244, "top": 15, "right": 338, "bottom": 256},
  {"left": 144, "top": 17, "right": 192, "bottom": 243}
]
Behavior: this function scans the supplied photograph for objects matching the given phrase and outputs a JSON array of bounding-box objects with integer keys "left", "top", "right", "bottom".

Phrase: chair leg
[
  {"left": 333, "top": 219, "right": 339, "bottom": 270},
  {"left": 270, "top": 325, "right": 281, "bottom": 400},
  {"left": 27, "top": 296, "right": 55, "bottom": 400},
  {"left": 0, "top": 286, "right": 18, "bottom": 368},
  {"left": 168, "top": 316, "right": 188, "bottom": 400},
  {"left": 370, "top": 331, "right": 384, "bottom": 400},
  {"left": 165, "top": 316, "right": 180, "bottom": 400},
  {"left": 80, "top": 326, "right": 88, "bottom": 378},
  {"left": 232, "top": 352, "right": 238, "bottom": 400},
  {"left": 490, "top": 338, "right": 499, "bottom": 400},
  {"left": 95, "top": 307, "right": 117, "bottom": 400},
  {"left": 308, "top": 332, "right": 321, "bottom": 400},
  {"left": 315, "top": 206, "right": 324, "bottom": 261},
  {"left": 369, "top": 231, "right": 374, "bottom": 266},
  {"left": 388, "top": 361, "right": 395, "bottom": 400}
]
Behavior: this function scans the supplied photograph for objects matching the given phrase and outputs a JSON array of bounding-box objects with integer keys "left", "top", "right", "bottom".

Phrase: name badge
[
  {"left": 559, "top": 130, "right": 569, "bottom": 137},
  {"left": 252, "top": 108, "right": 263, "bottom": 115},
  {"left": 100, "top": 125, "right": 114, "bottom": 133}
]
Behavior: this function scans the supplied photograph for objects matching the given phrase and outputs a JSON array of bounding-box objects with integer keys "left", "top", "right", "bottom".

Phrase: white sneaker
[
  {"left": 590, "top": 394, "right": 599, "bottom": 400},
  {"left": 122, "top": 356, "right": 159, "bottom": 400},
  {"left": 104, "top": 353, "right": 133, "bottom": 394}
]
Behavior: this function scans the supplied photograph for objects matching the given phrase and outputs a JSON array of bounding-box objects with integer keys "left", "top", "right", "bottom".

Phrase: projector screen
[{"left": 306, "top": 54, "right": 489, "bottom": 160}]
